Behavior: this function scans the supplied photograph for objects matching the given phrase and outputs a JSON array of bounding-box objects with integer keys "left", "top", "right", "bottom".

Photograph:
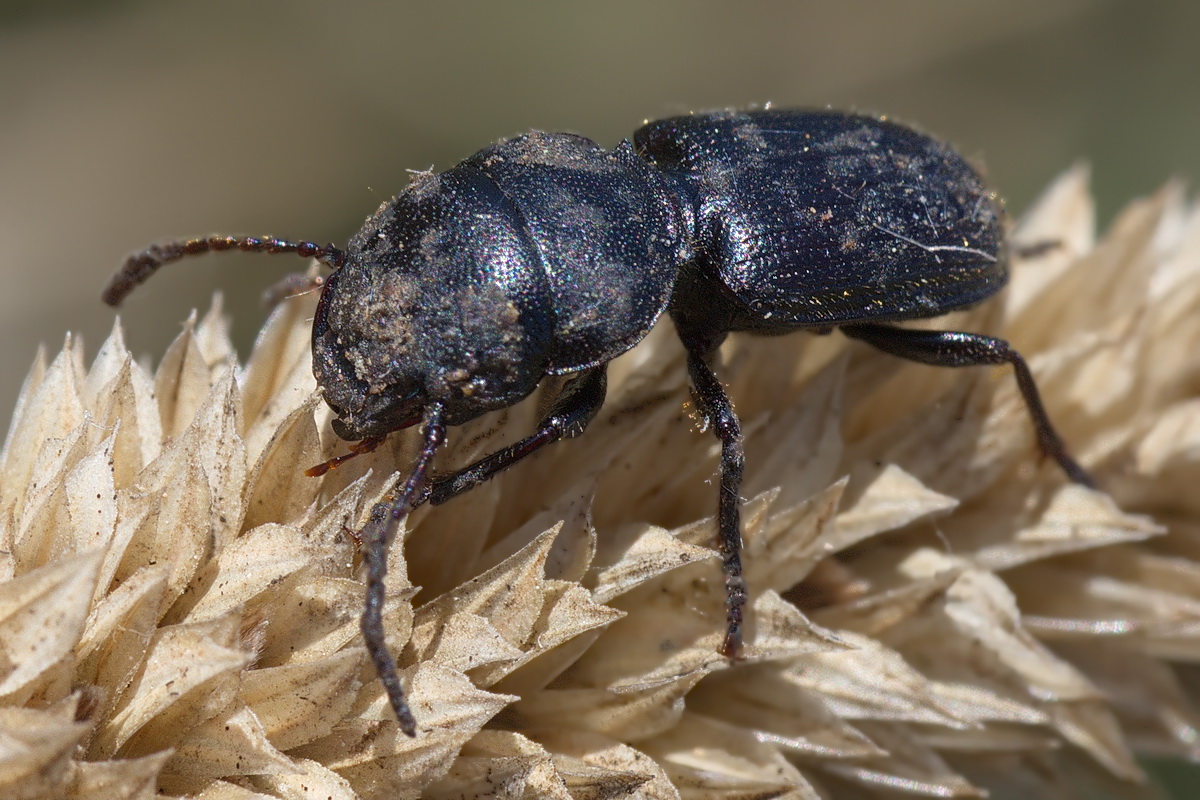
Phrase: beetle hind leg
[{"left": 841, "top": 323, "right": 1093, "bottom": 487}]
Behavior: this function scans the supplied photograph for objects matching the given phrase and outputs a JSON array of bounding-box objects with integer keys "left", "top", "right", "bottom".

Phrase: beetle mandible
[{"left": 104, "top": 108, "right": 1092, "bottom": 737}]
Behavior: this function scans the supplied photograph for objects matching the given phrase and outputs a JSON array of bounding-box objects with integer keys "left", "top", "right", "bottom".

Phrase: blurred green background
[{"left": 1, "top": 1, "right": 1199, "bottom": 793}]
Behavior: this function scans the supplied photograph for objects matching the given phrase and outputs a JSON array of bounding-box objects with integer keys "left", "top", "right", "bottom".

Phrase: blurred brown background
[{"left": 2, "top": 0, "right": 1199, "bottom": 425}]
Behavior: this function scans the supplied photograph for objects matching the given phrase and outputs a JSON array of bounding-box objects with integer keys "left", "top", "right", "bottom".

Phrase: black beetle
[{"left": 104, "top": 108, "right": 1091, "bottom": 736}]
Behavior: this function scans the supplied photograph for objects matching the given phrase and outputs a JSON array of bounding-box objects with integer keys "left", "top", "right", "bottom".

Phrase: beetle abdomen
[{"left": 636, "top": 109, "right": 1006, "bottom": 330}]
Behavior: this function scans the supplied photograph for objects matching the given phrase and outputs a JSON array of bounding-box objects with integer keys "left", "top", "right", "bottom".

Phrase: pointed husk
[{"left": 2, "top": 169, "right": 1199, "bottom": 798}]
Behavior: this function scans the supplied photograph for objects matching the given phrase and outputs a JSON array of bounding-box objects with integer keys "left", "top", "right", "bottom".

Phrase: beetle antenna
[
  {"left": 103, "top": 235, "right": 347, "bottom": 306},
  {"left": 358, "top": 402, "right": 446, "bottom": 736}
]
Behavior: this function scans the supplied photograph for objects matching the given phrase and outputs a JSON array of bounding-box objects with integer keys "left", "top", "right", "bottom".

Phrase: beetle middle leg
[
  {"left": 681, "top": 342, "right": 748, "bottom": 660},
  {"left": 427, "top": 365, "right": 608, "bottom": 505},
  {"left": 841, "top": 323, "right": 1093, "bottom": 487}
]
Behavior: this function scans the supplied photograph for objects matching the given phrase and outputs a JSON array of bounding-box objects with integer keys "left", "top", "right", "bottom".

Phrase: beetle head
[
  {"left": 311, "top": 266, "right": 427, "bottom": 440},
  {"left": 311, "top": 186, "right": 554, "bottom": 441}
]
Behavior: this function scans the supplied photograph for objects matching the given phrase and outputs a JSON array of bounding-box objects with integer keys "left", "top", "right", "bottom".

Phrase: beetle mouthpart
[
  {"left": 329, "top": 393, "right": 424, "bottom": 441},
  {"left": 305, "top": 435, "right": 388, "bottom": 477}
]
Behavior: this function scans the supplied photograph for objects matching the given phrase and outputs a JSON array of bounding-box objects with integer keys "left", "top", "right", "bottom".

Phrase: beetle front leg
[
  {"left": 359, "top": 403, "right": 446, "bottom": 737},
  {"left": 841, "top": 323, "right": 1093, "bottom": 487},
  {"left": 683, "top": 346, "right": 748, "bottom": 660},
  {"left": 428, "top": 365, "right": 608, "bottom": 505}
]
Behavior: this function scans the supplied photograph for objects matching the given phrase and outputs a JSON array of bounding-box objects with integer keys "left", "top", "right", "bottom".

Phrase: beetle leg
[
  {"left": 841, "top": 324, "right": 1094, "bottom": 487},
  {"left": 1012, "top": 239, "right": 1062, "bottom": 260},
  {"left": 427, "top": 365, "right": 608, "bottom": 506},
  {"left": 683, "top": 345, "right": 748, "bottom": 660},
  {"left": 358, "top": 402, "right": 446, "bottom": 737}
]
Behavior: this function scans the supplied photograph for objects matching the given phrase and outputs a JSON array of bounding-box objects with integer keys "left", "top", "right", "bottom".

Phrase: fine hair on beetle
[{"left": 105, "top": 108, "right": 1093, "bottom": 737}]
